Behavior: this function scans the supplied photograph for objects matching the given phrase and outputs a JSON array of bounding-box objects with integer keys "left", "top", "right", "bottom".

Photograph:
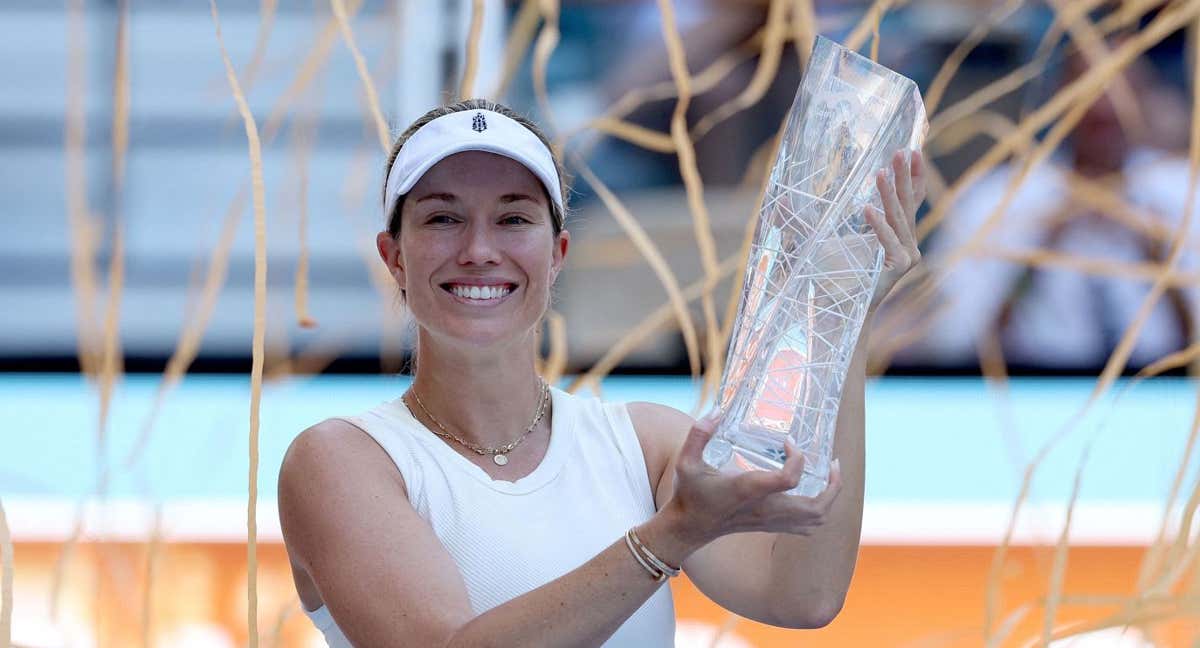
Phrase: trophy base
[{"left": 703, "top": 435, "right": 830, "bottom": 498}]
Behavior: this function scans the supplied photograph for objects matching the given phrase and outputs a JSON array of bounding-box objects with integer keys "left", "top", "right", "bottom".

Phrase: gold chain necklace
[{"left": 404, "top": 377, "right": 549, "bottom": 466}]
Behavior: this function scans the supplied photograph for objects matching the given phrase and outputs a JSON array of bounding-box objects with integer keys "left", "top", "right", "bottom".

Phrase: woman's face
[{"left": 380, "top": 150, "right": 569, "bottom": 348}]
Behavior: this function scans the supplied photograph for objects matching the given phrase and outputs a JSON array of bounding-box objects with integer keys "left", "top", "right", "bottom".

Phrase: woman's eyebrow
[
  {"left": 414, "top": 192, "right": 458, "bottom": 204},
  {"left": 498, "top": 193, "right": 540, "bottom": 204}
]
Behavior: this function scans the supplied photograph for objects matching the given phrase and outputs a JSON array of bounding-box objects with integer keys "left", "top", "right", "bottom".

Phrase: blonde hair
[{"left": 382, "top": 99, "right": 569, "bottom": 237}]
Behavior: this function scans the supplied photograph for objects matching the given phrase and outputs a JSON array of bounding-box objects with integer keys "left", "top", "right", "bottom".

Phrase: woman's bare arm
[
  {"left": 629, "top": 150, "right": 926, "bottom": 629},
  {"left": 279, "top": 419, "right": 703, "bottom": 648}
]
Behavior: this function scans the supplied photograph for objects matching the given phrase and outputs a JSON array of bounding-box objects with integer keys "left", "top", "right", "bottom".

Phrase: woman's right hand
[{"left": 660, "top": 412, "right": 844, "bottom": 548}]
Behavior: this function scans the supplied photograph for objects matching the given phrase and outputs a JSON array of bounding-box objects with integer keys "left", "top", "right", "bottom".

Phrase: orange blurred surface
[{"left": 9, "top": 542, "right": 1197, "bottom": 647}]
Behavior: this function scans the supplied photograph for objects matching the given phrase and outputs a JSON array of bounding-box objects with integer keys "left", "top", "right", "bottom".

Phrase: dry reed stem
[
  {"left": 986, "top": 467, "right": 1043, "bottom": 643},
  {"left": 655, "top": 0, "right": 724, "bottom": 405},
  {"left": 1098, "top": 0, "right": 1171, "bottom": 35},
  {"left": 291, "top": 105, "right": 320, "bottom": 329},
  {"left": 492, "top": 0, "right": 540, "bottom": 100},
  {"left": 330, "top": 0, "right": 390, "bottom": 152},
  {"left": 1046, "top": 0, "right": 1145, "bottom": 140},
  {"left": 917, "top": 9, "right": 1198, "bottom": 429},
  {"left": 543, "top": 310, "right": 568, "bottom": 385},
  {"left": 559, "top": 25, "right": 768, "bottom": 156},
  {"left": 919, "top": 2, "right": 1198, "bottom": 244},
  {"left": 865, "top": 299, "right": 952, "bottom": 376},
  {"left": 210, "top": 2, "right": 269, "bottom": 644},
  {"left": 690, "top": 0, "right": 789, "bottom": 141},
  {"left": 96, "top": 221, "right": 125, "bottom": 494},
  {"left": 981, "top": 75, "right": 1122, "bottom": 642},
  {"left": 0, "top": 498, "right": 10, "bottom": 648},
  {"left": 981, "top": 247, "right": 1200, "bottom": 285},
  {"left": 844, "top": 0, "right": 908, "bottom": 52},
  {"left": 1136, "top": 341, "right": 1200, "bottom": 378},
  {"left": 870, "top": 11, "right": 881, "bottom": 61},
  {"left": 97, "top": 0, "right": 132, "bottom": 498},
  {"left": 1020, "top": 595, "right": 1200, "bottom": 645},
  {"left": 931, "top": 110, "right": 1029, "bottom": 158},
  {"left": 739, "top": 126, "right": 783, "bottom": 190},
  {"left": 1063, "top": 172, "right": 1181, "bottom": 244},
  {"left": 97, "top": 0, "right": 129, "bottom": 521},
  {"left": 571, "top": 155, "right": 702, "bottom": 377},
  {"left": 1135, "top": 406, "right": 1200, "bottom": 598},
  {"left": 706, "top": 611, "right": 741, "bottom": 648},
  {"left": 928, "top": 58, "right": 1046, "bottom": 140},
  {"left": 262, "top": 0, "right": 364, "bottom": 143},
  {"left": 532, "top": 0, "right": 562, "bottom": 133},
  {"left": 48, "top": 504, "right": 84, "bottom": 622},
  {"left": 112, "top": 0, "right": 130, "bottom": 189},
  {"left": 93, "top": 8, "right": 132, "bottom": 606},
  {"left": 977, "top": 326, "right": 1028, "bottom": 478},
  {"left": 996, "top": 6, "right": 1200, "bottom": 641},
  {"left": 265, "top": 598, "right": 300, "bottom": 648},
  {"left": 567, "top": 254, "right": 741, "bottom": 394},
  {"left": 123, "top": 188, "right": 247, "bottom": 470},
  {"left": 924, "top": 0, "right": 1027, "bottom": 115},
  {"left": 1088, "top": 0, "right": 1200, "bottom": 415},
  {"left": 460, "top": 0, "right": 485, "bottom": 99},
  {"left": 1042, "top": 448, "right": 1090, "bottom": 646},
  {"left": 790, "top": 0, "right": 817, "bottom": 71},
  {"left": 587, "top": 118, "right": 675, "bottom": 152},
  {"left": 265, "top": 333, "right": 350, "bottom": 381},
  {"left": 140, "top": 505, "right": 162, "bottom": 648},
  {"left": 1141, "top": 467, "right": 1200, "bottom": 596},
  {"left": 65, "top": 0, "right": 99, "bottom": 380},
  {"left": 985, "top": 602, "right": 1033, "bottom": 648},
  {"left": 240, "top": 0, "right": 278, "bottom": 91}
]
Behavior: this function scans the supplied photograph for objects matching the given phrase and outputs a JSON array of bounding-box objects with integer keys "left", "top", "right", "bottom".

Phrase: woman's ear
[
  {"left": 376, "top": 230, "right": 406, "bottom": 290},
  {"left": 551, "top": 229, "right": 570, "bottom": 282}
]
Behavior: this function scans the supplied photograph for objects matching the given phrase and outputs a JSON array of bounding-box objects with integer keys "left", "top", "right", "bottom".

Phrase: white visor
[{"left": 383, "top": 109, "right": 563, "bottom": 224}]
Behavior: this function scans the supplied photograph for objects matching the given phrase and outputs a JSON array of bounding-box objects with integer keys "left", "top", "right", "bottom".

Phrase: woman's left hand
[{"left": 865, "top": 149, "right": 926, "bottom": 310}]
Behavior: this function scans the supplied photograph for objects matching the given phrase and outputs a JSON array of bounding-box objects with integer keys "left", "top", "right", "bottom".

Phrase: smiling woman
[{"left": 276, "top": 98, "right": 927, "bottom": 647}]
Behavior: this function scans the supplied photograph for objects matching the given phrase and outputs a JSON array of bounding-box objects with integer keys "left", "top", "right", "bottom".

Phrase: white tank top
[{"left": 301, "top": 386, "right": 676, "bottom": 647}]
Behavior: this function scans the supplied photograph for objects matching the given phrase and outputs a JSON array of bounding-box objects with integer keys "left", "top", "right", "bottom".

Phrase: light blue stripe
[{"left": 2, "top": 374, "right": 1194, "bottom": 504}]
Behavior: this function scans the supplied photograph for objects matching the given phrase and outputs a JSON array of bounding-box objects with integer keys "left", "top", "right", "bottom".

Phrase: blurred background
[{"left": 3, "top": 0, "right": 1200, "bottom": 646}]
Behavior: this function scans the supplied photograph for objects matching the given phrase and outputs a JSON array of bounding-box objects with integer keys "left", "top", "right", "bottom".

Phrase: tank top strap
[{"left": 596, "top": 399, "right": 658, "bottom": 515}]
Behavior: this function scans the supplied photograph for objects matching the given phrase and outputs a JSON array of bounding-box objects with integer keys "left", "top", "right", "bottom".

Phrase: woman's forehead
[{"left": 411, "top": 151, "right": 546, "bottom": 202}]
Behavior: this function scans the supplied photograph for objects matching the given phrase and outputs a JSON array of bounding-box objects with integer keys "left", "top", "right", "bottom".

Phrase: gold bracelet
[
  {"left": 628, "top": 527, "right": 681, "bottom": 578},
  {"left": 624, "top": 529, "right": 666, "bottom": 582}
]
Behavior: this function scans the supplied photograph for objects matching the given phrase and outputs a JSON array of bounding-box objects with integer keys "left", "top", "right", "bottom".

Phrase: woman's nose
[{"left": 458, "top": 220, "right": 502, "bottom": 265}]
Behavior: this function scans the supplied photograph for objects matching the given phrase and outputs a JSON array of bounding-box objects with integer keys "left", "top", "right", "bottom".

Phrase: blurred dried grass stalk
[{"left": 38, "top": 0, "right": 1200, "bottom": 646}]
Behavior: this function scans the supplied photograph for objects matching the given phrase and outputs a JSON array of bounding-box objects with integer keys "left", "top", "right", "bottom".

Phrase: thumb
[{"left": 678, "top": 411, "right": 720, "bottom": 466}]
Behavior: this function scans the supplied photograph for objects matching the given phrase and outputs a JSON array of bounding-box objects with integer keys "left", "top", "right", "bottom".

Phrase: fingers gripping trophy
[{"left": 702, "top": 37, "right": 928, "bottom": 496}]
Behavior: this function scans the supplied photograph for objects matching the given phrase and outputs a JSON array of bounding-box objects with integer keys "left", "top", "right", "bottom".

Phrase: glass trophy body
[{"left": 701, "top": 36, "right": 927, "bottom": 496}]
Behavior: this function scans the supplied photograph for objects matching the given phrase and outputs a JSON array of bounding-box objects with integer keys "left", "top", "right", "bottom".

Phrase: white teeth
[{"left": 450, "top": 284, "right": 512, "bottom": 301}]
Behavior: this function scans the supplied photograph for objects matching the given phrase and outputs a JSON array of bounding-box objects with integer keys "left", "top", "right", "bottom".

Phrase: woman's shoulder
[
  {"left": 624, "top": 401, "right": 694, "bottom": 450},
  {"left": 280, "top": 418, "right": 410, "bottom": 501}
]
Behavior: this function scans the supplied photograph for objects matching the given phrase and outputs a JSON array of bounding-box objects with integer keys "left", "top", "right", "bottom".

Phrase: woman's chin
[{"left": 425, "top": 321, "right": 538, "bottom": 351}]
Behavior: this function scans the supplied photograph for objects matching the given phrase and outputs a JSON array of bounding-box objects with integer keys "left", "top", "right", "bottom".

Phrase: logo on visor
[{"left": 472, "top": 112, "right": 488, "bottom": 132}]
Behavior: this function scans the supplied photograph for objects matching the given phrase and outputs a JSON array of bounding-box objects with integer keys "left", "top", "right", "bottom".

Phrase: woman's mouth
[{"left": 440, "top": 283, "right": 518, "bottom": 304}]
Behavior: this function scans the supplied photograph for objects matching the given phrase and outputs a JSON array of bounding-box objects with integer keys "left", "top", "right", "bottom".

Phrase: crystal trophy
[{"left": 701, "top": 36, "right": 927, "bottom": 496}]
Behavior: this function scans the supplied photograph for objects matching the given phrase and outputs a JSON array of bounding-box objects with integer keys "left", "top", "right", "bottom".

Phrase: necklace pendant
[{"left": 493, "top": 453, "right": 509, "bottom": 466}]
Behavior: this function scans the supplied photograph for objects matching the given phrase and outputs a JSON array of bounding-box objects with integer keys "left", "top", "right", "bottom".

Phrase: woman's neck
[{"left": 407, "top": 331, "right": 546, "bottom": 448}]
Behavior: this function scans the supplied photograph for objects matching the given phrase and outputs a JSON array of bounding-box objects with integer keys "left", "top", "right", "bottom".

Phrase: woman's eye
[
  {"left": 427, "top": 214, "right": 457, "bottom": 224},
  {"left": 501, "top": 215, "right": 531, "bottom": 225}
]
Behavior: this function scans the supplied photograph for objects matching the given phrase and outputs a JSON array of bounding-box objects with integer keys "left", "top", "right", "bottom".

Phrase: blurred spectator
[{"left": 907, "top": 45, "right": 1198, "bottom": 371}]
